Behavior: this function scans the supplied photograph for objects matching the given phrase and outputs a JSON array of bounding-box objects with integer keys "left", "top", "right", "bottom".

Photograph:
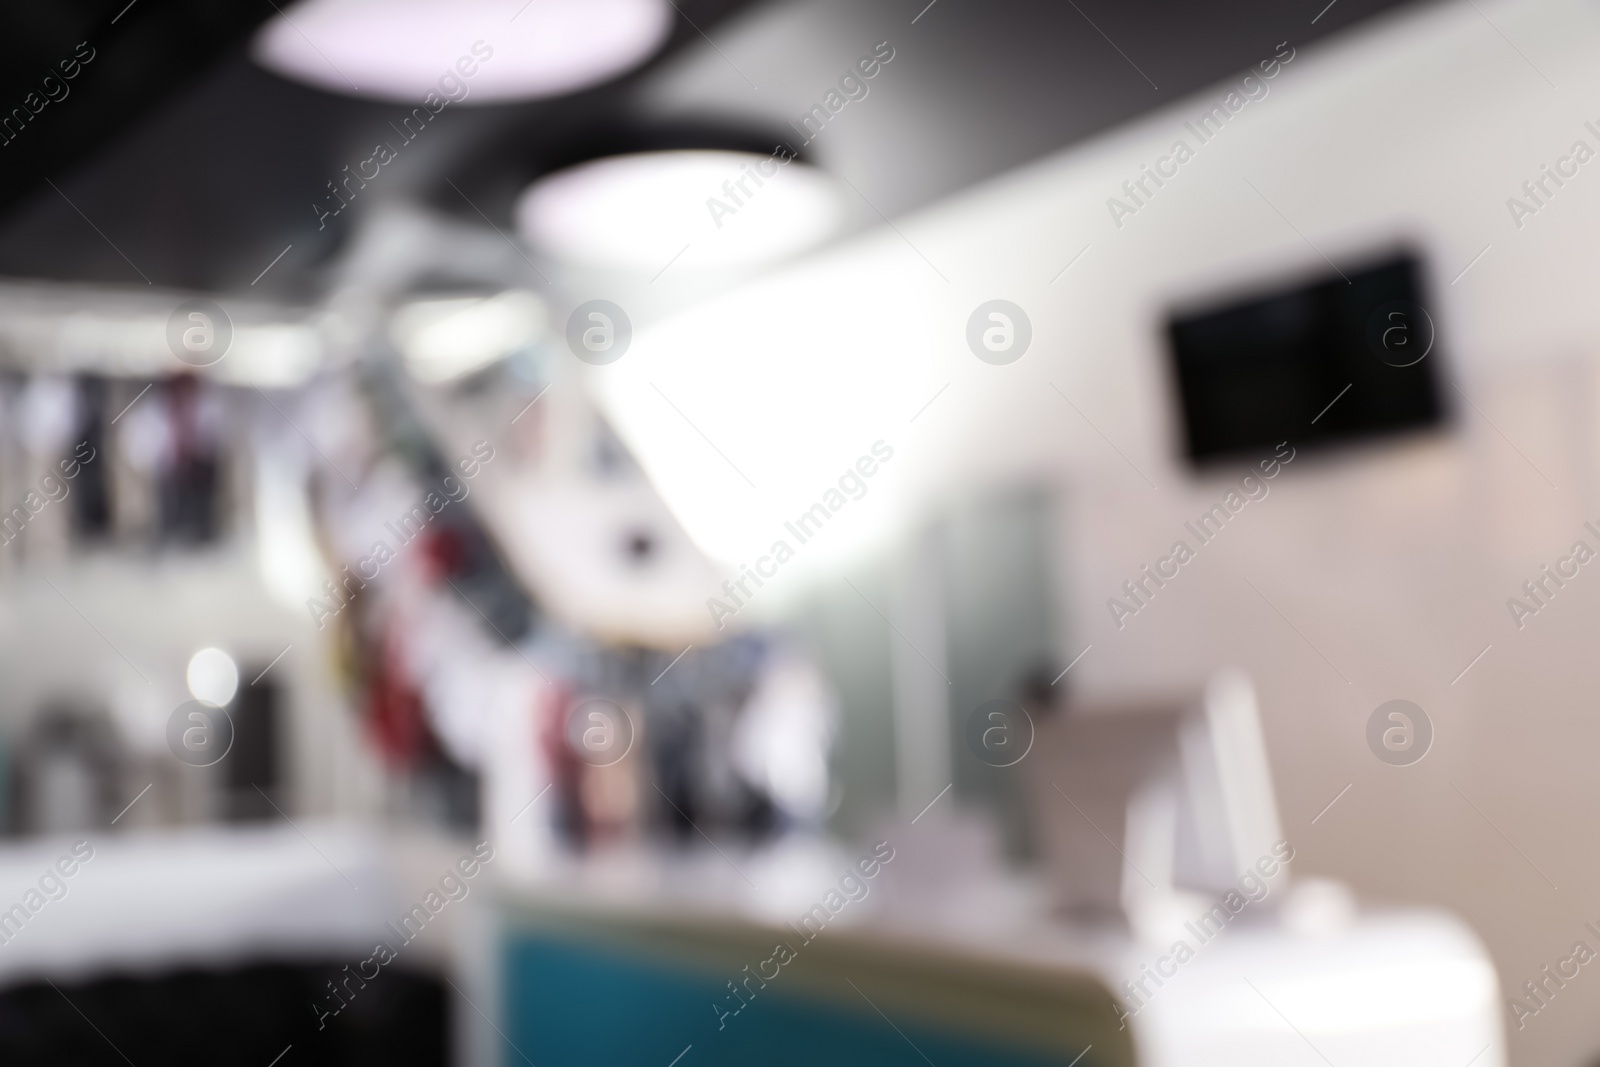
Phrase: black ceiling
[
  {"left": 0, "top": 0, "right": 763, "bottom": 302},
  {"left": 0, "top": 0, "right": 1427, "bottom": 304}
]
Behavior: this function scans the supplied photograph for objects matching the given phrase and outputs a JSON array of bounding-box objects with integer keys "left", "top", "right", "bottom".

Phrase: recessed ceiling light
[
  {"left": 390, "top": 290, "right": 546, "bottom": 383},
  {"left": 253, "top": 0, "right": 672, "bottom": 103},
  {"left": 516, "top": 150, "right": 842, "bottom": 271}
]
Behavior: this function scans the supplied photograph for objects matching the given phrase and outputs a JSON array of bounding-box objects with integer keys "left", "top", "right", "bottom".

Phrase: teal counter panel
[{"left": 505, "top": 931, "right": 1093, "bottom": 1067}]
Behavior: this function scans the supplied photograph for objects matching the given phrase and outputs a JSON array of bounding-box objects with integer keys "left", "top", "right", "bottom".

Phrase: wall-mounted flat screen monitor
[{"left": 1165, "top": 253, "right": 1446, "bottom": 465}]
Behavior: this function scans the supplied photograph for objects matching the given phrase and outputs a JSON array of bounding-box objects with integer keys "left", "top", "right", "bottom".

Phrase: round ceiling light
[
  {"left": 516, "top": 150, "right": 842, "bottom": 271},
  {"left": 252, "top": 0, "right": 672, "bottom": 103}
]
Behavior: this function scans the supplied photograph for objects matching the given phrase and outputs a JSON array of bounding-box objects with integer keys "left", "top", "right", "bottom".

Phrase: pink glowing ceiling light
[{"left": 253, "top": 0, "right": 672, "bottom": 103}]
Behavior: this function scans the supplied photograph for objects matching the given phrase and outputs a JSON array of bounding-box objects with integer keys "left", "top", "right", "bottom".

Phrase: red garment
[{"left": 365, "top": 625, "right": 429, "bottom": 769}]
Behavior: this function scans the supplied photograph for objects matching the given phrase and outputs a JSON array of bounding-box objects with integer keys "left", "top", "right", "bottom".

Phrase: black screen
[{"left": 1166, "top": 253, "right": 1446, "bottom": 464}]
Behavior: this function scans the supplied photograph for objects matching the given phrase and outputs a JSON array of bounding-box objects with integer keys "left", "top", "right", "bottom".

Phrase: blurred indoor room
[{"left": 0, "top": 0, "right": 1594, "bottom": 1064}]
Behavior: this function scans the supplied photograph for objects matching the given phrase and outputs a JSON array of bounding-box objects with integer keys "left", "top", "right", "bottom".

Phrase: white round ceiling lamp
[
  {"left": 516, "top": 150, "right": 842, "bottom": 271},
  {"left": 252, "top": 0, "right": 672, "bottom": 103}
]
